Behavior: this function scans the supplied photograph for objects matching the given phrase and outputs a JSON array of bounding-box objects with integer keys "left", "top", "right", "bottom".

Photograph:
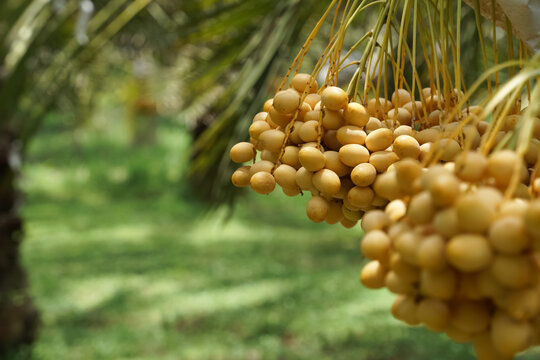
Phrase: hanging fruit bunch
[
  {"left": 358, "top": 52, "right": 540, "bottom": 358},
  {"left": 361, "top": 161, "right": 540, "bottom": 359},
  {"left": 229, "top": 0, "right": 535, "bottom": 227},
  {"left": 229, "top": 0, "right": 539, "bottom": 358}
]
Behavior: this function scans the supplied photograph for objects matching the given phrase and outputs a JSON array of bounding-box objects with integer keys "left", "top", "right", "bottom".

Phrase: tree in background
[
  {"left": 0, "top": 0, "right": 154, "bottom": 355},
  {"left": 0, "top": 1, "right": 331, "bottom": 352}
]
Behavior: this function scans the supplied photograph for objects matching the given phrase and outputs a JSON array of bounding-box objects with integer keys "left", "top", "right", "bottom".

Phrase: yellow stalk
[
  {"left": 492, "top": 0, "right": 499, "bottom": 89},
  {"left": 424, "top": 4, "right": 443, "bottom": 108},
  {"left": 505, "top": 83, "right": 540, "bottom": 199},
  {"left": 279, "top": 0, "right": 339, "bottom": 91},
  {"left": 455, "top": 0, "right": 461, "bottom": 103},
  {"left": 472, "top": 0, "right": 492, "bottom": 94},
  {"left": 395, "top": 0, "right": 412, "bottom": 96},
  {"left": 506, "top": 17, "right": 515, "bottom": 79}
]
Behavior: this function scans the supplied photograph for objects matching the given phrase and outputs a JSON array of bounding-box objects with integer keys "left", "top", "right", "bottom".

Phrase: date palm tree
[
  {"left": 0, "top": 0, "right": 269, "bottom": 354},
  {"left": 0, "top": 0, "right": 153, "bottom": 356},
  {"left": 0, "top": 0, "right": 320, "bottom": 355}
]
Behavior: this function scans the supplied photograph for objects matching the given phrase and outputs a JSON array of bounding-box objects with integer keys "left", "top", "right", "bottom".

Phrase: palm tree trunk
[{"left": 0, "top": 130, "right": 39, "bottom": 358}]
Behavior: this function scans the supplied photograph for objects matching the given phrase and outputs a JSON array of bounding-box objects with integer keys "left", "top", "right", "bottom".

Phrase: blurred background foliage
[
  {"left": 0, "top": 0, "right": 515, "bottom": 202},
  {"left": 0, "top": 0, "right": 535, "bottom": 359}
]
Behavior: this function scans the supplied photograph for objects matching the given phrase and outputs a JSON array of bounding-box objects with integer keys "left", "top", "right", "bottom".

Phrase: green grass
[{"left": 19, "top": 114, "right": 539, "bottom": 359}]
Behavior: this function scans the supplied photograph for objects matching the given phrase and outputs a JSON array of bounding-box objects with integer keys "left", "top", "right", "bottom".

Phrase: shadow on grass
[{"left": 24, "top": 198, "right": 476, "bottom": 359}]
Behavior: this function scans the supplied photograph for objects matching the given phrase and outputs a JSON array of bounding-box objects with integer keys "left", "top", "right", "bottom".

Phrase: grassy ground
[{"left": 19, "top": 114, "right": 539, "bottom": 359}]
